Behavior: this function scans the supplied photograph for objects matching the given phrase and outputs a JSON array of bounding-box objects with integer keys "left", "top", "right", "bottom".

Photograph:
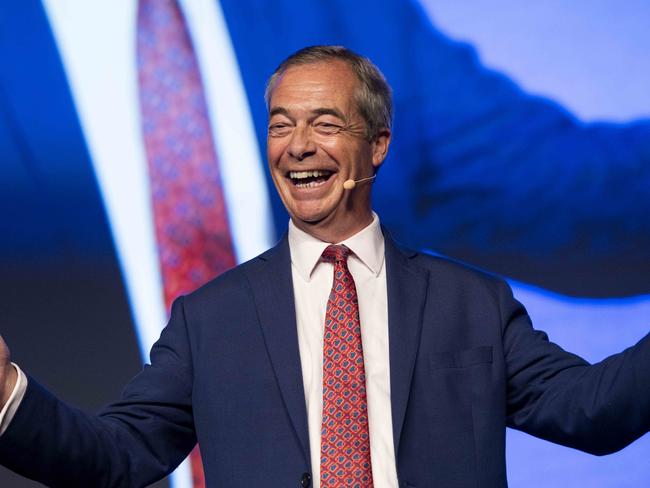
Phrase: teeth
[
  {"left": 295, "top": 180, "right": 326, "bottom": 188},
  {"left": 289, "top": 170, "right": 330, "bottom": 179}
]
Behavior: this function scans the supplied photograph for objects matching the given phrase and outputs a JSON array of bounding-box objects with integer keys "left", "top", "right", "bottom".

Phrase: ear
[{"left": 371, "top": 128, "right": 391, "bottom": 170}]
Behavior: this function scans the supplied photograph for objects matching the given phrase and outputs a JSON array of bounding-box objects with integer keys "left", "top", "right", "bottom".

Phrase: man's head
[{"left": 265, "top": 46, "right": 393, "bottom": 243}]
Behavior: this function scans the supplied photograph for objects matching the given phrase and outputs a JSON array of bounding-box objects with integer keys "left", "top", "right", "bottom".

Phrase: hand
[{"left": 0, "top": 335, "right": 17, "bottom": 409}]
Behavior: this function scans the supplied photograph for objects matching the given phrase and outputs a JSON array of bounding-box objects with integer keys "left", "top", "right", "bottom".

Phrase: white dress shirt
[{"left": 289, "top": 213, "right": 398, "bottom": 488}]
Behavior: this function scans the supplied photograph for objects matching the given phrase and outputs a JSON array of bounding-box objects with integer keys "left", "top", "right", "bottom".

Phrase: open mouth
[{"left": 287, "top": 170, "right": 335, "bottom": 188}]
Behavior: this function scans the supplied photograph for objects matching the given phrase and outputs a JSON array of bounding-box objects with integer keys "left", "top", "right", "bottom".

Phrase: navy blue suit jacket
[{"left": 0, "top": 234, "right": 648, "bottom": 487}]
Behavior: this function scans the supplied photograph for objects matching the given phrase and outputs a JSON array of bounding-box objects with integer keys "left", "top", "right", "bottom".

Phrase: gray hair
[{"left": 265, "top": 45, "right": 393, "bottom": 140}]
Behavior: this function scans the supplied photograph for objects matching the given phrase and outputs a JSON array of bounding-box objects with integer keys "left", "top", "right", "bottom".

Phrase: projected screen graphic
[{"left": 0, "top": 1, "right": 648, "bottom": 487}]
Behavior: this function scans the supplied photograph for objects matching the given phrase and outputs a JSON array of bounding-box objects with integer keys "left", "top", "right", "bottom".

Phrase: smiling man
[
  {"left": 266, "top": 53, "right": 391, "bottom": 244},
  {"left": 0, "top": 46, "right": 649, "bottom": 488}
]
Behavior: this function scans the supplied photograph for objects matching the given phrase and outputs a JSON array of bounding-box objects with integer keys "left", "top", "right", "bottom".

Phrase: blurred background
[{"left": 0, "top": 0, "right": 648, "bottom": 486}]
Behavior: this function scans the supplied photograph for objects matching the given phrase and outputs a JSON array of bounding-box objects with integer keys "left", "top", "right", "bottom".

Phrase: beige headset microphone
[{"left": 342, "top": 175, "right": 377, "bottom": 190}]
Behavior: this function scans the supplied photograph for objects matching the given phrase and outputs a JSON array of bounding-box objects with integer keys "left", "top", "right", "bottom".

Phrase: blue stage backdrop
[{"left": 0, "top": 1, "right": 648, "bottom": 487}]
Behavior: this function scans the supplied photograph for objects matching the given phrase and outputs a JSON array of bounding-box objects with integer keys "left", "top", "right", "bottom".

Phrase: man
[{"left": 1, "top": 46, "right": 649, "bottom": 488}]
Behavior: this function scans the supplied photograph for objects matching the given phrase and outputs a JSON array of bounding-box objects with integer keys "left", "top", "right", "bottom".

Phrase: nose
[{"left": 287, "top": 125, "right": 317, "bottom": 161}]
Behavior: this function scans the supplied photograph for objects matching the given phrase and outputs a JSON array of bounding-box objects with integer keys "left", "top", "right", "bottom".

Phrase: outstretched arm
[
  {"left": 499, "top": 281, "right": 650, "bottom": 453},
  {"left": 0, "top": 298, "right": 197, "bottom": 487}
]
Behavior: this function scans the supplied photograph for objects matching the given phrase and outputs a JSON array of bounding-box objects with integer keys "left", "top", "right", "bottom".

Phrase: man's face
[{"left": 267, "top": 60, "right": 390, "bottom": 241}]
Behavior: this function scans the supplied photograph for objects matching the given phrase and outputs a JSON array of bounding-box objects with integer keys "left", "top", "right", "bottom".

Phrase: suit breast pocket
[{"left": 429, "top": 345, "right": 493, "bottom": 370}]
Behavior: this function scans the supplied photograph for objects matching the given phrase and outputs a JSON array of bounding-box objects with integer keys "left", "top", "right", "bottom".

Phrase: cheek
[
  {"left": 324, "top": 138, "right": 368, "bottom": 161},
  {"left": 317, "top": 138, "right": 343, "bottom": 153},
  {"left": 266, "top": 139, "right": 286, "bottom": 165}
]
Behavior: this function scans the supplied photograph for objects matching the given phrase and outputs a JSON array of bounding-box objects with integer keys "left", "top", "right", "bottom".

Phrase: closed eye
[
  {"left": 268, "top": 123, "right": 293, "bottom": 137},
  {"left": 313, "top": 122, "right": 343, "bottom": 135}
]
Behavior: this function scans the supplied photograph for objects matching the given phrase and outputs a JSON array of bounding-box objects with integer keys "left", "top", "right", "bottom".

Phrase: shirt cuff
[{"left": 0, "top": 363, "right": 28, "bottom": 436}]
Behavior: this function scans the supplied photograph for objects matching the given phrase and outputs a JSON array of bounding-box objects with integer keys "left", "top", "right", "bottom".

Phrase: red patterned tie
[
  {"left": 320, "top": 245, "right": 373, "bottom": 487},
  {"left": 137, "top": 1, "right": 236, "bottom": 486}
]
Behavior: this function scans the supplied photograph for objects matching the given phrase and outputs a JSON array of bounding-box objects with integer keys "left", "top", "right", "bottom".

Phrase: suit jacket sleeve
[
  {"left": 500, "top": 281, "right": 650, "bottom": 454},
  {"left": 0, "top": 297, "right": 197, "bottom": 487}
]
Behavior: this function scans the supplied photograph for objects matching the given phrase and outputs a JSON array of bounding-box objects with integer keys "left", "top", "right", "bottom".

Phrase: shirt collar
[{"left": 288, "top": 212, "right": 385, "bottom": 282}]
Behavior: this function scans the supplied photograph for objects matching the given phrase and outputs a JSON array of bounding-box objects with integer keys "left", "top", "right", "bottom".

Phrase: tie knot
[{"left": 322, "top": 244, "right": 351, "bottom": 264}]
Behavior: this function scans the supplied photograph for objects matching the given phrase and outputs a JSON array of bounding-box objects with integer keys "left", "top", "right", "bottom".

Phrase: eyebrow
[
  {"left": 268, "top": 107, "right": 346, "bottom": 120},
  {"left": 269, "top": 107, "right": 290, "bottom": 118},
  {"left": 311, "top": 108, "right": 345, "bottom": 120}
]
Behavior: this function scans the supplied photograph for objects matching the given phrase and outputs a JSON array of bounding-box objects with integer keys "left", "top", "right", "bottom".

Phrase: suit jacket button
[{"left": 300, "top": 472, "right": 312, "bottom": 487}]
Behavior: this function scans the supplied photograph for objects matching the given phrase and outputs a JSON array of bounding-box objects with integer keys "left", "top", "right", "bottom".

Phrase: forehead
[{"left": 269, "top": 60, "right": 359, "bottom": 113}]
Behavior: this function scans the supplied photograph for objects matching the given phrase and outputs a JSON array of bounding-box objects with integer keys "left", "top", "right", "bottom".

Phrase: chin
[
  {"left": 292, "top": 212, "right": 328, "bottom": 226},
  {"left": 290, "top": 206, "right": 335, "bottom": 227},
  {"left": 288, "top": 200, "right": 333, "bottom": 220}
]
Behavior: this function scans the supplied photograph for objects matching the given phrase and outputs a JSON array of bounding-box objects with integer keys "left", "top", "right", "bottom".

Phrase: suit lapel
[
  {"left": 384, "top": 232, "right": 430, "bottom": 455},
  {"left": 244, "top": 236, "right": 311, "bottom": 466}
]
